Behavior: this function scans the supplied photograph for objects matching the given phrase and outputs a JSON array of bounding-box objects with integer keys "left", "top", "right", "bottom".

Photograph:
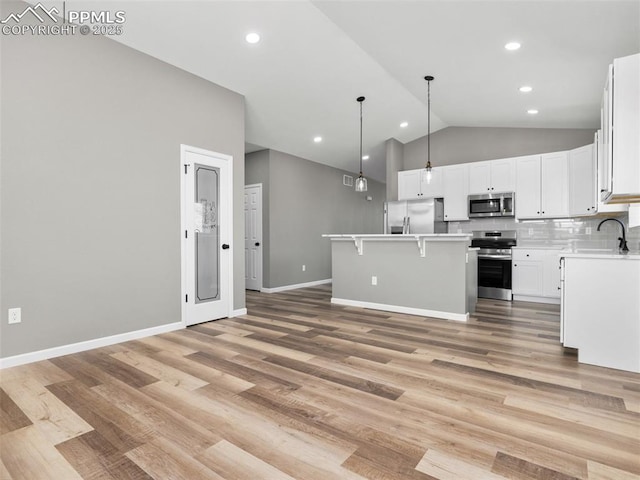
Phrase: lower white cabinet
[
  {"left": 512, "top": 248, "right": 562, "bottom": 303},
  {"left": 561, "top": 255, "right": 640, "bottom": 373}
]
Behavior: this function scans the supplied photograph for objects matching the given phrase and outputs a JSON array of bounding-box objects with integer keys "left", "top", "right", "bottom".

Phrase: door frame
[
  {"left": 244, "top": 183, "right": 263, "bottom": 291},
  {"left": 180, "top": 144, "right": 234, "bottom": 326}
]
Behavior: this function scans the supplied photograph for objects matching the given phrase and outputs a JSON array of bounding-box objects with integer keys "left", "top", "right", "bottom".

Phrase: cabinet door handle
[
  {"left": 255, "top": 242, "right": 260, "bottom": 247},
  {"left": 222, "top": 244, "right": 230, "bottom": 250}
]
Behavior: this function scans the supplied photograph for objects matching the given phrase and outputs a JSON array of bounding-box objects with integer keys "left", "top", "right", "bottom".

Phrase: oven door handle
[{"left": 477, "top": 254, "right": 512, "bottom": 260}]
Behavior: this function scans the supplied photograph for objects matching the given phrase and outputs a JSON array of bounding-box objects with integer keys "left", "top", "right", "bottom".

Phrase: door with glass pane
[{"left": 181, "top": 145, "right": 231, "bottom": 326}]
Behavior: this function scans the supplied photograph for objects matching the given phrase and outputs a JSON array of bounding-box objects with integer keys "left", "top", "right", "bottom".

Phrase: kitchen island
[{"left": 323, "top": 234, "right": 476, "bottom": 321}]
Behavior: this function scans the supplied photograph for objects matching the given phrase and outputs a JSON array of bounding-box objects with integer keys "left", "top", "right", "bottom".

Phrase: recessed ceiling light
[
  {"left": 362, "top": 155, "right": 370, "bottom": 160},
  {"left": 400, "top": 122, "right": 409, "bottom": 128},
  {"left": 245, "top": 33, "right": 260, "bottom": 44},
  {"left": 313, "top": 136, "right": 322, "bottom": 143},
  {"left": 505, "top": 42, "right": 521, "bottom": 51},
  {"left": 527, "top": 109, "right": 539, "bottom": 115},
  {"left": 519, "top": 85, "right": 533, "bottom": 93}
]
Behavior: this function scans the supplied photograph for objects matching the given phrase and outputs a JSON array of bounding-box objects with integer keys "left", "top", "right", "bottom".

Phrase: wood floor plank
[
  {"left": 2, "top": 286, "right": 639, "bottom": 480},
  {"left": 91, "top": 381, "right": 220, "bottom": 456},
  {"left": 1, "top": 425, "right": 83, "bottom": 480},
  {"left": 491, "top": 451, "right": 580, "bottom": 480},
  {"left": 416, "top": 449, "right": 508, "bottom": 480},
  {"left": 0, "top": 388, "right": 32, "bottom": 434},
  {"left": 110, "top": 350, "right": 208, "bottom": 391},
  {"left": 2, "top": 377, "right": 93, "bottom": 445},
  {"left": 45, "top": 379, "right": 150, "bottom": 453},
  {"left": 197, "top": 439, "right": 297, "bottom": 480},
  {"left": 125, "top": 436, "right": 224, "bottom": 480},
  {"left": 55, "top": 430, "right": 153, "bottom": 480}
]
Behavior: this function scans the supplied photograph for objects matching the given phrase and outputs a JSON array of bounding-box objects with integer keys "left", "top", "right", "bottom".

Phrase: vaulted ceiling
[{"left": 63, "top": 1, "right": 640, "bottom": 181}]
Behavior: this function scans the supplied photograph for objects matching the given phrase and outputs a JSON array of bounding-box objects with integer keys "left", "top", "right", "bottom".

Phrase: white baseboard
[
  {"left": 0, "top": 322, "right": 184, "bottom": 369},
  {"left": 231, "top": 308, "right": 247, "bottom": 317},
  {"left": 261, "top": 278, "right": 331, "bottom": 294},
  {"left": 513, "top": 295, "right": 561, "bottom": 305},
  {"left": 331, "top": 297, "right": 469, "bottom": 322}
]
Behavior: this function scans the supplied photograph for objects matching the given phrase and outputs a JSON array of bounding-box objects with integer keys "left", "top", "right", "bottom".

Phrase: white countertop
[
  {"left": 560, "top": 251, "right": 640, "bottom": 260},
  {"left": 513, "top": 245, "right": 640, "bottom": 259}
]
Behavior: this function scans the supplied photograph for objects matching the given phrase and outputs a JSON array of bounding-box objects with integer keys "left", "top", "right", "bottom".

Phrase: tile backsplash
[{"left": 448, "top": 213, "right": 640, "bottom": 251}]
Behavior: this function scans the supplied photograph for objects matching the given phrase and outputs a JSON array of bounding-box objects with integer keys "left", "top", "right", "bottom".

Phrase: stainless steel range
[{"left": 471, "top": 230, "right": 517, "bottom": 301}]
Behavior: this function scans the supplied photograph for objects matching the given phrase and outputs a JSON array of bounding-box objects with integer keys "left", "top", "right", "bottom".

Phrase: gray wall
[
  {"left": 387, "top": 126, "right": 597, "bottom": 200},
  {"left": 1, "top": 1, "right": 245, "bottom": 358},
  {"left": 245, "top": 149, "right": 386, "bottom": 289},
  {"left": 385, "top": 138, "right": 404, "bottom": 202},
  {"left": 403, "top": 126, "right": 596, "bottom": 170}
]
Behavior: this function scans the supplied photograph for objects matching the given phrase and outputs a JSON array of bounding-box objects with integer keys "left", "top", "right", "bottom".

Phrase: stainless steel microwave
[{"left": 468, "top": 193, "right": 515, "bottom": 218}]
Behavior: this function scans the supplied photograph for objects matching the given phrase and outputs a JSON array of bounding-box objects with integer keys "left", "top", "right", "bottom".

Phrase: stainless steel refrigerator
[{"left": 383, "top": 198, "right": 447, "bottom": 234}]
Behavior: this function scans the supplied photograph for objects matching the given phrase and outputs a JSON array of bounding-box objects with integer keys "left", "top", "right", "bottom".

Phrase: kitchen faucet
[{"left": 597, "top": 218, "right": 629, "bottom": 252}]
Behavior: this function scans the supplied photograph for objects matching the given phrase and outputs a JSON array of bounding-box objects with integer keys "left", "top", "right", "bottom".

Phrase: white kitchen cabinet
[
  {"left": 594, "top": 131, "right": 629, "bottom": 214},
  {"left": 516, "top": 153, "right": 569, "bottom": 219},
  {"left": 442, "top": 164, "right": 469, "bottom": 221},
  {"left": 398, "top": 169, "right": 421, "bottom": 200},
  {"left": 561, "top": 255, "right": 640, "bottom": 373},
  {"left": 541, "top": 152, "right": 570, "bottom": 217},
  {"left": 398, "top": 168, "right": 443, "bottom": 200},
  {"left": 512, "top": 248, "right": 562, "bottom": 303},
  {"left": 542, "top": 252, "right": 562, "bottom": 298},
  {"left": 600, "top": 53, "right": 640, "bottom": 204},
  {"left": 468, "top": 158, "right": 515, "bottom": 194},
  {"left": 569, "top": 144, "right": 596, "bottom": 216},
  {"left": 515, "top": 155, "right": 542, "bottom": 218}
]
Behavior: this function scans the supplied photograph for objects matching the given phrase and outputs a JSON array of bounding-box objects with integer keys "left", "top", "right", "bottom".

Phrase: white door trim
[{"left": 180, "top": 144, "right": 234, "bottom": 326}]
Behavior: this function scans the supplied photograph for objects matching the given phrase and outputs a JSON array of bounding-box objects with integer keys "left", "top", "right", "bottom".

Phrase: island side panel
[
  {"left": 331, "top": 240, "right": 469, "bottom": 316},
  {"left": 466, "top": 250, "right": 478, "bottom": 314}
]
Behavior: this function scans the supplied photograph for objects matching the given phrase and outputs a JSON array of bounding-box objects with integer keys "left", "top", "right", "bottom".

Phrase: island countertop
[
  {"left": 323, "top": 234, "right": 472, "bottom": 256},
  {"left": 322, "top": 233, "right": 472, "bottom": 240}
]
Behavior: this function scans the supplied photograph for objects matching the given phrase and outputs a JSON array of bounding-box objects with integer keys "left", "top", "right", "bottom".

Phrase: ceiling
[{"left": 57, "top": 1, "right": 640, "bottom": 182}]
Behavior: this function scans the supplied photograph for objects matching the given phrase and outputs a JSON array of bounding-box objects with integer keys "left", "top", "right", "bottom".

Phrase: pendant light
[
  {"left": 424, "top": 75, "right": 434, "bottom": 184},
  {"left": 355, "top": 96, "right": 368, "bottom": 192}
]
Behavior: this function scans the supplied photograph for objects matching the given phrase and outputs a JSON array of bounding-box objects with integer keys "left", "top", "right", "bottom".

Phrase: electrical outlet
[
  {"left": 586, "top": 227, "right": 592, "bottom": 235},
  {"left": 371, "top": 276, "right": 377, "bottom": 286},
  {"left": 8, "top": 308, "right": 21, "bottom": 324},
  {"left": 302, "top": 265, "right": 306, "bottom": 272}
]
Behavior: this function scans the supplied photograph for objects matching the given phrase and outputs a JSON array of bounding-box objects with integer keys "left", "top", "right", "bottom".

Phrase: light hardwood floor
[{"left": 1, "top": 285, "right": 639, "bottom": 479}]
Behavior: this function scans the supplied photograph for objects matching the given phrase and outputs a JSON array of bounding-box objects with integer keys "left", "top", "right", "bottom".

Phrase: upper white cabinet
[
  {"left": 516, "top": 152, "right": 569, "bottom": 219},
  {"left": 541, "top": 152, "right": 570, "bottom": 218},
  {"left": 600, "top": 53, "right": 640, "bottom": 203},
  {"left": 468, "top": 158, "right": 515, "bottom": 194},
  {"left": 442, "top": 164, "right": 469, "bottom": 221},
  {"left": 398, "top": 168, "right": 443, "bottom": 200},
  {"left": 515, "top": 155, "right": 542, "bottom": 218},
  {"left": 569, "top": 144, "right": 596, "bottom": 216}
]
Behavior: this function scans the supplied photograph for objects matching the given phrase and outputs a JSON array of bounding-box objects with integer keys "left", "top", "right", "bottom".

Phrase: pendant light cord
[
  {"left": 427, "top": 79, "right": 431, "bottom": 167},
  {"left": 359, "top": 100, "right": 363, "bottom": 175}
]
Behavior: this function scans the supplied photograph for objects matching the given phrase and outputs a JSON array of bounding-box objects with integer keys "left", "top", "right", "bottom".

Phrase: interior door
[
  {"left": 181, "top": 145, "right": 232, "bottom": 326},
  {"left": 244, "top": 184, "right": 263, "bottom": 291}
]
